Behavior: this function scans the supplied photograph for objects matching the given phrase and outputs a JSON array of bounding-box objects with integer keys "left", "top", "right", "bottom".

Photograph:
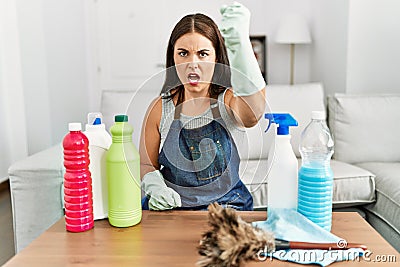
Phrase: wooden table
[{"left": 3, "top": 211, "right": 399, "bottom": 266}]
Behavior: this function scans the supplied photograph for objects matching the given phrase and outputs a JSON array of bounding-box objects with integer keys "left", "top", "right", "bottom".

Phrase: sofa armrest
[{"left": 8, "top": 144, "right": 64, "bottom": 253}]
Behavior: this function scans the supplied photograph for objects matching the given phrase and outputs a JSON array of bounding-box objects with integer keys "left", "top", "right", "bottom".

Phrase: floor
[{"left": 0, "top": 181, "right": 15, "bottom": 266}]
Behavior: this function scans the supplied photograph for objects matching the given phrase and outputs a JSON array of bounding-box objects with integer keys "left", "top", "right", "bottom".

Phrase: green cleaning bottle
[{"left": 106, "top": 115, "right": 141, "bottom": 227}]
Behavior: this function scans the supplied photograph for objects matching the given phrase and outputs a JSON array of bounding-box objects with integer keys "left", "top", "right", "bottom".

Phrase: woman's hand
[
  {"left": 220, "top": 1, "right": 250, "bottom": 47},
  {"left": 141, "top": 170, "right": 182, "bottom": 210}
]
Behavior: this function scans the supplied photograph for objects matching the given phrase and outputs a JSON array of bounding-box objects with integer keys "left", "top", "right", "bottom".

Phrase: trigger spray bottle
[{"left": 265, "top": 113, "right": 298, "bottom": 211}]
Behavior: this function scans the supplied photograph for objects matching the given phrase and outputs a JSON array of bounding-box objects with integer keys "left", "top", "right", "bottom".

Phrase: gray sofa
[
  {"left": 328, "top": 93, "right": 400, "bottom": 251},
  {"left": 8, "top": 83, "right": 400, "bottom": 253}
]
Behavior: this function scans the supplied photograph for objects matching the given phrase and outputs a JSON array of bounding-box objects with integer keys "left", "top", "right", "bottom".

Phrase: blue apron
[{"left": 144, "top": 97, "right": 253, "bottom": 211}]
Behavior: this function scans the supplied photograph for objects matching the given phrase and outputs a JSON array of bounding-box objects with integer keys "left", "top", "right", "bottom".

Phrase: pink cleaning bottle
[{"left": 63, "top": 122, "right": 94, "bottom": 232}]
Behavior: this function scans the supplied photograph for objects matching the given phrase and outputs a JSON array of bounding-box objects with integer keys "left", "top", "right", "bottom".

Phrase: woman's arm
[
  {"left": 139, "top": 96, "right": 182, "bottom": 210},
  {"left": 225, "top": 87, "right": 266, "bottom": 128},
  {"left": 139, "top": 96, "right": 162, "bottom": 179},
  {"left": 220, "top": 3, "right": 267, "bottom": 128}
]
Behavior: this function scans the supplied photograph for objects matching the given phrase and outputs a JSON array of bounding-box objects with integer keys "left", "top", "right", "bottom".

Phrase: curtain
[{"left": 0, "top": 0, "right": 28, "bottom": 182}]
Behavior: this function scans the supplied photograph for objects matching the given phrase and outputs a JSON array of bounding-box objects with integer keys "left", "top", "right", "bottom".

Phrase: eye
[
  {"left": 199, "top": 51, "right": 209, "bottom": 58},
  {"left": 178, "top": 51, "right": 187, "bottom": 57}
]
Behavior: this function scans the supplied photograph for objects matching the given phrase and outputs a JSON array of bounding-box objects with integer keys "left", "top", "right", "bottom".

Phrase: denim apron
[{"left": 156, "top": 97, "right": 253, "bottom": 210}]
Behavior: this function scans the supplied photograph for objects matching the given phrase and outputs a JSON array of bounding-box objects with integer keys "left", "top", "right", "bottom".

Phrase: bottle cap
[
  {"left": 69, "top": 123, "right": 82, "bottom": 131},
  {"left": 311, "top": 111, "right": 325, "bottom": 120},
  {"left": 115, "top": 115, "right": 128, "bottom": 122}
]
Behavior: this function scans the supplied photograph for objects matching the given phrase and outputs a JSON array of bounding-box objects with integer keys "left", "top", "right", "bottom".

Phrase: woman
[{"left": 140, "top": 3, "right": 266, "bottom": 211}]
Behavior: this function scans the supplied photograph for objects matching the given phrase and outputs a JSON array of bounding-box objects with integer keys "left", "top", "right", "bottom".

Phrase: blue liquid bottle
[{"left": 298, "top": 111, "right": 334, "bottom": 231}]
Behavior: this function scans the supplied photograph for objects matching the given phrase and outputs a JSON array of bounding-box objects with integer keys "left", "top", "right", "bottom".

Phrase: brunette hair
[{"left": 161, "top": 13, "right": 231, "bottom": 104}]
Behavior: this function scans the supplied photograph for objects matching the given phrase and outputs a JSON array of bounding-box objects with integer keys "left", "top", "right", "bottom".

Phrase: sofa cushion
[
  {"left": 328, "top": 94, "right": 400, "bottom": 163},
  {"left": 239, "top": 83, "right": 325, "bottom": 160},
  {"left": 331, "top": 160, "right": 376, "bottom": 208},
  {"left": 239, "top": 159, "right": 269, "bottom": 208},
  {"left": 240, "top": 159, "right": 375, "bottom": 209},
  {"left": 357, "top": 162, "right": 400, "bottom": 237}
]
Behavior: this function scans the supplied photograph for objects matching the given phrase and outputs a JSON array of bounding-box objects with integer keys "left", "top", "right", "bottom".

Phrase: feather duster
[{"left": 197, "top": 203, "right": 275, "bottom": 267}]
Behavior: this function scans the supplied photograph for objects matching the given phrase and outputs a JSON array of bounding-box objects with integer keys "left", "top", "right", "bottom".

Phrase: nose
[
  {"left": 188, "top": 54, "right": 199, "bottom": 69},
  {"left": 188, "top": 62, "right": 198, "bottom": 70}
]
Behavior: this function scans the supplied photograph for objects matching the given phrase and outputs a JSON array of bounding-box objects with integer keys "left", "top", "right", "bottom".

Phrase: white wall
[
  {"left": 155, "top": 0, "right": 315, "bottom": 85},
  {"left": 16, "top": 0, "right": 52, "bottom": 155},
  {"left": 88, "top": 0, "right": 317, "bottom": 112},
  {"left": 42, "top": 0, "right": 89, "bottom": 146},
  {"left": 346, "top": 0, "right": 400, "bottom": 94},
  {"left": 0, "top": 0, "right": 28, "bottom": 181},
  {"left": 16, "top": 0, "right": 89, "bottom": 154},
  {"left": 310, "top": 0, "right": 349, "bottom": 96},
  {"left": 256, "top": 0, "right": 313, "bottom": 85},
  {"left": 8, "top": 0, "right": 400, "bottom": 157}
]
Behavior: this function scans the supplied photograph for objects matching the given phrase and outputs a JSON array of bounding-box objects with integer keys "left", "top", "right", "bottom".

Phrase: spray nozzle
[
  {"left": 265, "top": 113, "right": 298, "bottom": 135},
  {"left": 87, "top": 112, "right": 103, "bottom": 126},
  {"left": 93, "top": 117, "right": 101, "bottom": 125}
]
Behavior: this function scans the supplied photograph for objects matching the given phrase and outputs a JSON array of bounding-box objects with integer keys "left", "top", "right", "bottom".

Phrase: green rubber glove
[
  {"left": 220, "top": 2, "right": 266, "bottom": 96},
  {"left": 141, "top": 170, "right": 182, "bottom": 210}
]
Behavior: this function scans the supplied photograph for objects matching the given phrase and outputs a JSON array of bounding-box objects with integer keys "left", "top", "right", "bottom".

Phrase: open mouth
[{"left": 187, "top": 73, "right": 200, "bottom": 86}]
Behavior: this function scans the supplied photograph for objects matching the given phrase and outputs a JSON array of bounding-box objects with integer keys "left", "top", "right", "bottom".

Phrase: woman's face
[{"left": 173, "top": 32, "right": 216, "bottom": 96}]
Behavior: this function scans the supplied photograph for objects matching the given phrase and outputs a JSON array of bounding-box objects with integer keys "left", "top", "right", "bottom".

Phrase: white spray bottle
[
  {"left": 84, "top": 112, "right": 112, "bottom": 220},
  {"left": 265, "top": 113, "right": 298, "bottom": 211}
]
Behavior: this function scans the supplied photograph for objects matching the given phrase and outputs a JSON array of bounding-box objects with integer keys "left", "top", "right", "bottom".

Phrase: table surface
[{"left": 4, "top": 211, "right": 399, "bottom": 266}]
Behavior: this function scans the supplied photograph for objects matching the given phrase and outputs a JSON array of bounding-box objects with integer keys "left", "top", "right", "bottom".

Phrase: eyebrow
[{"left": 176, "top": 48, "right": 211, "bottom": 52}]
